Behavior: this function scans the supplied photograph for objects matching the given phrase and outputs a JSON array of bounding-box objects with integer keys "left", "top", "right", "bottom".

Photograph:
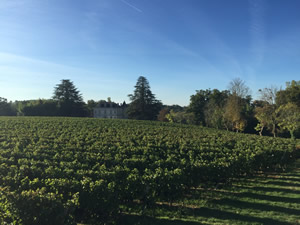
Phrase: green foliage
[
  {"left": 204, "top": 89, "right": 229, "bottom": 129},
  {"left": 16, "top": 99, "right": 59, "bottom": 116},
  {"left": 276, "top": 103, "right": 300, "bottom": 139},
  {"left": 0, "top": 189, "right": 78, "bottom": 225},
  {"left": 53, "top": 79, "right": 83, "bottom": 103},
  {"left": 223, "top": 95, "right": 247, "bottom": 132},
  {"left": 127, "top": 76, "right": 162, "bottom": 120},
  {"left": 188, "top": 88, "right": 253, "bottom": 131},
  {"left": 223, "top": 78, "right": 253, "bottom": 133},
  {"left": 188, "top": 79, "right": 254, "bottom": 132},
  {"left": 276, "top": 80, "right": 300, "bottom": 107},
  {"left": 86, "top": 99, "right": 98, "bottom": 117},
  {"left": 166, "top": 110, "right": 195, "bottom": 124},
  {"left": 122, "top": 159, "right": 300, "bottom": 225},
  {"left": 53, "top": 79, "right": 86, "bottom": 117},
  {"left": 157, "top": 108, "right": 170, "bottom": 122},
  {"left": 188, "top": 89, "right": 211, "bottom": 125},
  {"left": 0, "top": 117, "right": 298, "bottom": 224},
  {"left": 255, "top": 103, "right": 277, "bottom": 137},
  {"left": 0, "top": 97, "right": 16, "bottom": 116}
]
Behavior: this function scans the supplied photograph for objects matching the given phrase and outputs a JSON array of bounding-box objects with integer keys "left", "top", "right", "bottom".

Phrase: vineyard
[{"left": 0, "top": 117, "right": 299, "bottom": 225}]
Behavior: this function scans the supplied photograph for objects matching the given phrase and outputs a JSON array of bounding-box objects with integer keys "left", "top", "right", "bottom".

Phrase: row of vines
[{"left": 0, "top": 117, "right": 299, "bottom": 224}]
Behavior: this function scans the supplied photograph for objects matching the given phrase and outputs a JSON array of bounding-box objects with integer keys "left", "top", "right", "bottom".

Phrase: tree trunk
[
  {"left": 289, "top": 130, "right": 295, "bottom": 139},
  {"left": 272, "top": 124, "right": 276, "bottom": 137},
  {"left": 259, "top": 126, "right": 264, "bottom": 136}
]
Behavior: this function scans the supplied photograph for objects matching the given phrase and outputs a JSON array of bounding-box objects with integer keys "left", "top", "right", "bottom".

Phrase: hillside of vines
[{"left": 0, "top": 117, "right": 299, "bottom": 225}]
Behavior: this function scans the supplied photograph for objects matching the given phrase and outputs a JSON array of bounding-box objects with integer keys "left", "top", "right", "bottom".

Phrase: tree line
[
  {"left": 160, "top": 79, "right": 300, "bottom": 139},
  {"left": 0, "top": 77, "right": 299, "bottom": 138}
]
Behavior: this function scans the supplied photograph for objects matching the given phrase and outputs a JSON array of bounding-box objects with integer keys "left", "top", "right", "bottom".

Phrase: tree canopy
[
  {"left": 127, "top": 76, "right": 162, "bottom": 120},
  {"left": 0, "top": 97, "right": 16, "bottom": 116},
  {"left": 53, "top": 79, "right": 86, "bottom": 117},
  {"left": 1, "top": 76, "right": 299, "bottom": 138},
  {"left": 276, "top": 80, "right": 300, "bottom": 106},
  {"left": 228, "top": 77, "right": 251, "bottom": 98},
  {"left": 53, "top": 79, "right": 83, "bottom": 103},
  {"left": 276, "top": 103, "right": 300, "bottom": 139}
]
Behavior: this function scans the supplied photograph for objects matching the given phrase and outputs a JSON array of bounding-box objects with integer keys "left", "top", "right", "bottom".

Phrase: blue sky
[{"left": 0, "top": 0, "right": 299, "bottom": 106}]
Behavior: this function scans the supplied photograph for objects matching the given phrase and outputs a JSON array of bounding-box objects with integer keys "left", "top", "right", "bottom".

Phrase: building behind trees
[{"left": 93, "top": 101, "right": 127, "bottom": 119}]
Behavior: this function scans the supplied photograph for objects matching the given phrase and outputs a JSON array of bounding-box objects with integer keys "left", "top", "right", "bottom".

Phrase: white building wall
[{"left": 93, "top": 107, "right": 127, "bottom": 119}]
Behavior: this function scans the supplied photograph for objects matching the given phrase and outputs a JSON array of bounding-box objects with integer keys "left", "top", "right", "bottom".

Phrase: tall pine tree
[
  {"left": 53, "top": 79, "right": 86, "bottom": 117},
  {"left": 127, "top": 76, "right": 162, "bottom": 120}
]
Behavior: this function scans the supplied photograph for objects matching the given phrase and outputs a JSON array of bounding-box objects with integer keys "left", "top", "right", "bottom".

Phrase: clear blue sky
[{"left": 0, "top": 0, "right": 299, "bottom": 106}]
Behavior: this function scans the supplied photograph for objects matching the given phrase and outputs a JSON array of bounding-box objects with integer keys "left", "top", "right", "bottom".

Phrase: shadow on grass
[
  {"left": 190, "top": 206, "right": 291, "bottom": 225},
  {"left": 154, "top": 204, "right": 292, "bottom": 225},
  {"left": 188, "top": 184, "right": 300, "bottom": 203},
  {"left": 264, "top": 181, "right": 300, "bottom": 188},
  {"left": 271, "top": 177, "right": 300, "bottom": 183},
  {"left": 121, "top": 203, "right": 292, "bottom": 225},
  {"left": 211, "top": 198, "right": 300, "bottom": 215},
  {"left": 120, "top": 214, "right": 203, "bottom": 225},
  {"left": 122, "top": 159, "right": 300, "bottom": 225},
  {"left": 248, "top": 186, "right": 300, "bottom": 195},
  {"left": 220, "top": 186, "right": 300, "bottom": 204},
  {"left": 233, "top": 174, "right": 300, "bottom": 189},
  {"left": 279, "top": 173, "right": 300, "bottom": 177},
  {"left": 237, "top": 192, "right": 300, "bottom": 204}
]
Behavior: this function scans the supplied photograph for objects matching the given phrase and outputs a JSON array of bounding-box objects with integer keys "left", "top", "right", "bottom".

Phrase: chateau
[{"left": 93, "top": 101, "right": 127, "bottom": 119}]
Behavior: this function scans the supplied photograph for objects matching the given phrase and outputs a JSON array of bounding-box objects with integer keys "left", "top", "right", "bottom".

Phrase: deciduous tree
[
  {"left": 276, "top": 103, "right": 300, "bottom": 139},
  {"left": 224, "top": 79, "right": 251, "bottom": 132},
  {"left": 228, "top": 78, "right": 251, "bottom": 99},
  {"left": 204, "top": 89, "right": 229, "bottom": 129},
  {"left": 0, "top": 97, "right": 16, "bottom": 116},
  {"left": 276, "top": 80, "right": 300, "bottom": 107},
  {"left": 223, "top": 95, "right": 247, "bottom": 132},
  {"left": 255, "top": 87, "right": 279, "bottom": 137},
  {"left": 166, "top": 110, "right": 195, "bottom": 124},
  {"left": 157, "top": 108, "right": 170, "bottom": 122},
  {"left": 188, "top": 89, "right": 211, "bottom": 125}
]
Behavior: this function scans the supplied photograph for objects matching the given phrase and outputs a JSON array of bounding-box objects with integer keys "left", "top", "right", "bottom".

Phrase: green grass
[{"left": 121, "top": 159, "right": 300, "bottom": 225}]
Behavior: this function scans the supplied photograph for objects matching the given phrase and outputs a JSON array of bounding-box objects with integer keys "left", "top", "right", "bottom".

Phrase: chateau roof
[{"left": 94, "top": 101, "right": 127, "bottom": 108}]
